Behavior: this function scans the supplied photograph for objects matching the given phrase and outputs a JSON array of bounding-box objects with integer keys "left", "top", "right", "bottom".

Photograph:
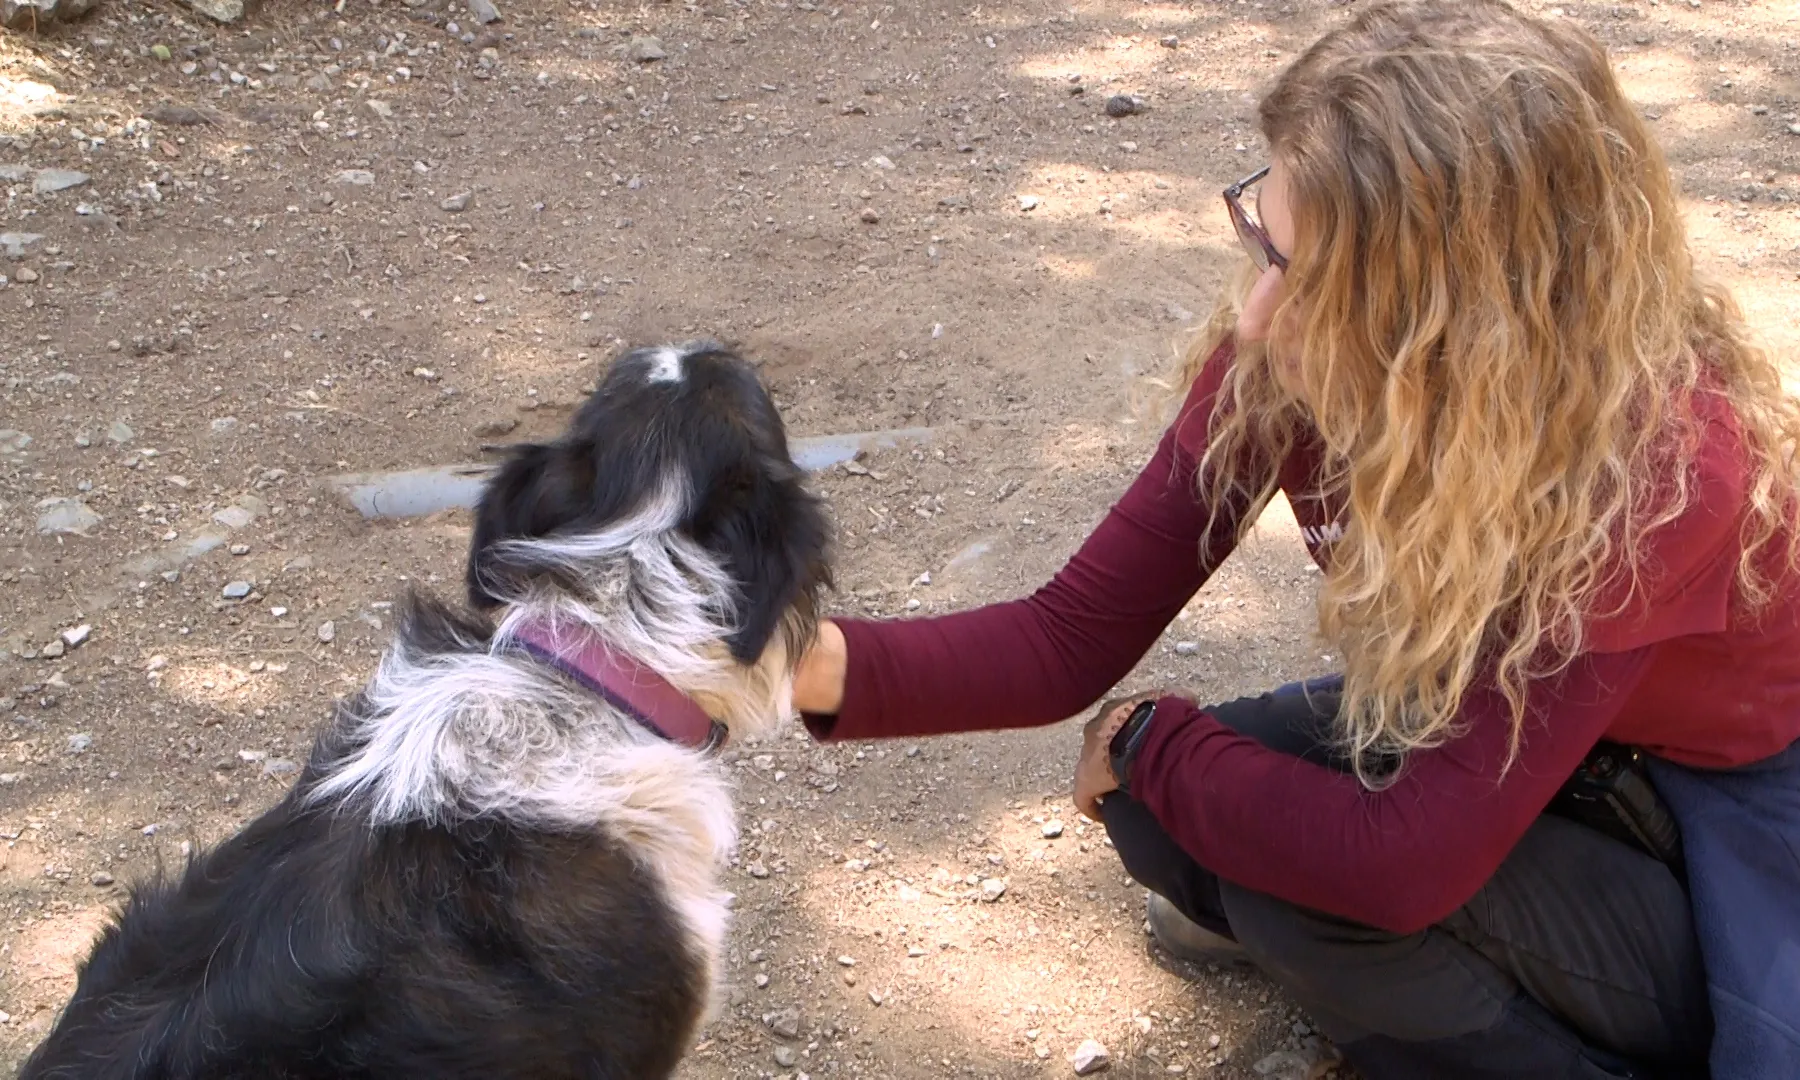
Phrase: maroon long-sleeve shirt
[{"left": 806, "top": 344, "right": 1800, "bottom": 934}]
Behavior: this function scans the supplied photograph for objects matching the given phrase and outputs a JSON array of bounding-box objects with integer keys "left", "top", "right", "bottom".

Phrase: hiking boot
[{"left": 1148, "top": 893, "right": 1255, "bottom": 969}]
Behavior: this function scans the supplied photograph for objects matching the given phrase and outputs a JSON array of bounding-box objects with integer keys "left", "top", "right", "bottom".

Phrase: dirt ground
[{"left": 1, "top": 0, "right": 1796, "bottom": 1075}]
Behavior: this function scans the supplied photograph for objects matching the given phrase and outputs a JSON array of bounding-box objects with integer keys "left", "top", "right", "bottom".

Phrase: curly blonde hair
[{"left": 1189, "top": 0, "right": 1800, "bottom": 782}]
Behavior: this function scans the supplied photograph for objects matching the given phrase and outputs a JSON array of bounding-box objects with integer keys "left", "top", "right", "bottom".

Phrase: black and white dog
[{"left": 24, "top": 343, "right": 832, "bottom": 1079}]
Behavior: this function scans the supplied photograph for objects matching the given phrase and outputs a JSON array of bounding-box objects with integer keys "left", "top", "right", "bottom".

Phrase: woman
[{"left": 794, "top": 2, "right": 1800, "bottom": 1077}]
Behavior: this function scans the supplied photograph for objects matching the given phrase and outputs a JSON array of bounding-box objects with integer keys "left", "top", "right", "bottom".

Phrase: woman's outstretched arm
[{"left": 800, "top": 385, "right": 1252, "bottom": 740}]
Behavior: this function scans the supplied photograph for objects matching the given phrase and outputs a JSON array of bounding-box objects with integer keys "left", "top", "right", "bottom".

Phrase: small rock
[
  {"left": 441, "top": 191, "right": 473, "bottom": 213},
  {"left": 980, "top": 877, "right": 1007, "bottom": 902},
  {"left": 366, "top": 100, "right": 395, "bottom": 120},
  {"left": 0, "top": 429, "right": 30, "bottom": 454},
  {"left": 13, "top": 267, "right": 39, "bottom": 283},
  {"left": 146, "top": 104, "right": 209, "bottom": 126},
  {"left": 1789, "top": 123, "right": 1800, "bottom": 137},
  {"left": 1042, "top": 820, "right": 1064, "bottom": 839},
  {"left": 1160, "top": 34, "right": 1180, "bottom": 48},
  {"left": 837, "top": 955, "right": 856, "bottom": 966},
  {"left": 212, "top": 505, "right": 255, "bottom": 530},
  {"left": 33, "top": 168, "right": 91, "bottom": 194},
  {"left": 473, "top": 417, "right": 517, "bottom": 438},
  {"left": 91, "top": 871, "right": 114, "bottom": 887},
  {"left": 106, "top": 420, "right": 134, "bottom": 444},
  {"left": 230, "top": 544, "right": 250, "bottom": 556},
  {"left": 859, "top": 207, "right": 881, "bottom": 224},
  {"left": 768, "top": 1006, "right": 802, "bottom": 1039},
  {"left": 334, "top": 169, "right": 376, "bottom": 186},
  {"left": 1019, "top": 195, "right": 1041, "bottom": 211},
  {"left": 222, "top": 581, "right": 252, "bottom": 600},
  {"left": 238, "top": 749, "right": 267, "bottom": 763},
  {"left": 774, "top": 1047, "right": 798, "bottom": 1068},
  {"left": 262, "top": 758, "right": 299, "bottom": 778},
  {"left": 178, "top": 0, "right": 244, "bottom": 22},
  {"left": 317, "top": 620, "right": 337, "bottom": 643},
  {"left": 36, "top": 497, "right": 102, "bottom": 536},
  {"left": 754, "top": 972, "right": 770, "bottom": 988},
  {"left": 627, "top": 35, "right": 668, "bottom": 62},
  {"left": 210, "top": 416, "right": 240, "bottom": 436},
  {"left": 467, "top": 0, "right": 500, "bottom": 23},
  {"left": 42, "top": 640, "right": 65, "bottom": 659},
  {"left": 1073, "top": 1039, "right": 1111, "bottom": 1075},
  {"left": 66, "top": 733, "right": 92, "bottom": 754},
  {"left": 60, "top": 625, "right": 91, "bottom": 649},
  {"left": 151, "top": 43, "right": 172, "bottom": 61},
  {"left": 1174, "top": 641, "right": 1200, "bottom": 656},
  {"left": 869, "top": 154, "right": 896, "bottom": 170},
  {"left": 747, "top": 861, "right": 769, "bottom": 879},
  {"left": 1105, "top": 94, "right": 1146, "bottom": 118}
]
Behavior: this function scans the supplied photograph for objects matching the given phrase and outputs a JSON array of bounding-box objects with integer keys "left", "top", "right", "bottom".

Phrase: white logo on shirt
[{"left": 1301, "top": 521, "right": 1346, "bottom": 549}]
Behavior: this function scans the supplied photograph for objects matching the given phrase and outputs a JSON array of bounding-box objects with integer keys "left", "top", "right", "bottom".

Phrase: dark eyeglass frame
[{"left": 1223, "top": 165, "right": 1289, "bottom": 273}]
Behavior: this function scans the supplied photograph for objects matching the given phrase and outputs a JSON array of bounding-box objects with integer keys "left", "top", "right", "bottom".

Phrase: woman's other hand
[
  {"left": 1074, "top": 693, "right": 1157, "bottom": 821},
  {"left": 793, "top": 619, "right": 848, "bottom": 716}
]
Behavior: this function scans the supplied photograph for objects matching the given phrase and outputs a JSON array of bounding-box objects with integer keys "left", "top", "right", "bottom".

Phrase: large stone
[
  {"left": 32, "top": 168, "right": 90, "bottom": 194},
  {"left": 0, "top": 0, "right": 97, "bottom": 29},
  {"left": 0, "top": 232, "right": 44, "bottom": 259},
  {"left": 466, "top": 0, "right": 499, "bottom": 23},
  {"left": 36, "top": 497, "right": 102, "bottom": 535}
]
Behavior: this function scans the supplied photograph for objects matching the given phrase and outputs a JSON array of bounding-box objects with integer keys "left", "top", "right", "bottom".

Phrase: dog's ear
[
  {"left": 708, "top": 468, "right": 831, "bottom": 664},
  {"left": 466, "top": 442, "right": 593, "bottom": 608}
]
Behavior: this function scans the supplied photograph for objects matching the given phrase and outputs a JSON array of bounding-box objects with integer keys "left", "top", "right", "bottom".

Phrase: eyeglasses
[{"left": 1223, "top": 166, "right": 1288, "bottom": 273}]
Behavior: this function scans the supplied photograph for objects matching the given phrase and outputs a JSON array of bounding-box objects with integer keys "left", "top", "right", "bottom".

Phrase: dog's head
[{"left": 468, "top": 343, "right": 832, "bottom": 674}]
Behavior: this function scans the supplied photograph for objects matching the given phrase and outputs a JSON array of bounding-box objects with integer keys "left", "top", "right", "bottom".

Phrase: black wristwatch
[{"left": 1108, "top": 700, "right": 1159, "bottom": 797}]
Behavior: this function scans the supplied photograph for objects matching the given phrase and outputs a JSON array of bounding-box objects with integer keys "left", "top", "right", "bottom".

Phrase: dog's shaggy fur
[{"left": 23, "top": 343, "right": 832, "bottom": 1080}]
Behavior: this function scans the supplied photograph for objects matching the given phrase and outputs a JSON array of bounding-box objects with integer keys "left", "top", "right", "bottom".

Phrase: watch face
[{"left": 1110, "top": 700, "right": 1156, "bottom": 758}]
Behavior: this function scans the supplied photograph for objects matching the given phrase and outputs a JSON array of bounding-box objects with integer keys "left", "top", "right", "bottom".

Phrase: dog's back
[{"left": 24, "top": 768, "right": 707, "bottom": 1080}]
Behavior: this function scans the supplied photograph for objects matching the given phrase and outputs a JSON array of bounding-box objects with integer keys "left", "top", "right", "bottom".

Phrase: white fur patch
[{"left": 645, "top": 346, "right": 685, "bottom": 384}]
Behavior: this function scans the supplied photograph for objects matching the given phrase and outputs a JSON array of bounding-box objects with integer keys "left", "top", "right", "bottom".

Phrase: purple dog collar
[{"left": 510, "top": 620, "right": 726, "bottom": 752}]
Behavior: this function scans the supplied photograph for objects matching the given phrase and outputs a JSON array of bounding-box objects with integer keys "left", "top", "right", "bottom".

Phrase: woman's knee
[{"left": 1102, "top": 795, "right": 1194, "bottom": 902}]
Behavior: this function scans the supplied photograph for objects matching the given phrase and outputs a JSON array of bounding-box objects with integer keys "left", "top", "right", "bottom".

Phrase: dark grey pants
[{"left": 1102, "top": 688, "right": 1713, "bottom": 1079}]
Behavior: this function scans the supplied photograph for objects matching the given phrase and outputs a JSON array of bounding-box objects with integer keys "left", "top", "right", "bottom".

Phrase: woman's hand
[
  {"left": 1074, "top": 693, "right": 1157, "bottom": 821},
  {"left": 793, "top": 619, "right": 848, "bottom": 716}
]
